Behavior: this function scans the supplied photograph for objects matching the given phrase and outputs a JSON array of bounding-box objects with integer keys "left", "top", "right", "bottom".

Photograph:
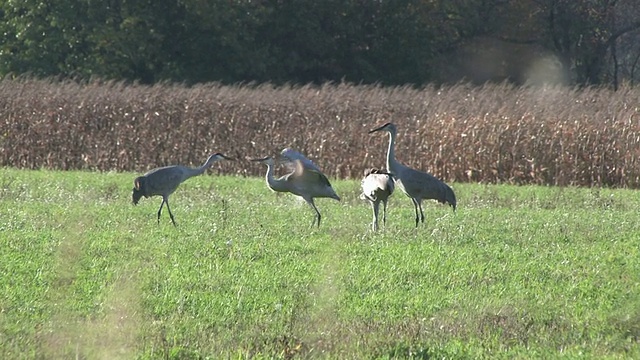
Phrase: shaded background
[{"left": 1, "top": 0, "right": 639, "bottom": 88}]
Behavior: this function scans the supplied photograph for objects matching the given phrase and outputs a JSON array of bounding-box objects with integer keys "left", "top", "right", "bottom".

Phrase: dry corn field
[{"left": 1, "top": 77, "right": 639, "bottom": 187}]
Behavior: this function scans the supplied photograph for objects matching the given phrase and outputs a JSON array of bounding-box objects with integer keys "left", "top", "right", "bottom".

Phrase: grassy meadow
[{"left": 1, "top": 167, "right": 639, "bottom": 359}]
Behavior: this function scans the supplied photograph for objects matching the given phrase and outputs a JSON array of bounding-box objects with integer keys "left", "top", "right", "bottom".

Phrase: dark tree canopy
[{"left": 0, "top": 0, "right": 639, "bottom": 87}]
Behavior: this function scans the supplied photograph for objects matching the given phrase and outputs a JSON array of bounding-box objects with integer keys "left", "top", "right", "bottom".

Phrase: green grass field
[{"left": 1, "top": 167, "right": 639, "bottom": 359}]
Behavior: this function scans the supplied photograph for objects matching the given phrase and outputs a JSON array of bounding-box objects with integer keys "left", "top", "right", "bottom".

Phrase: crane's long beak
[
  {"left": 218, "top": 153, "right": 235, "bottom": 160},
  {"left": 368, "top": 124, "right": 386, "bottom": 133},
  {"left": 249, "top": 156, "right": 270, "bottom": 162}
]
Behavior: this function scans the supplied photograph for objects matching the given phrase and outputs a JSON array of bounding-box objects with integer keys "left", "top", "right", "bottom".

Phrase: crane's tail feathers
[
  {"left": 326, "top": 189, "right": 341, "bottom": 201},
  {"left": 132, "top": 176, "right": 147, "bottom": 205},
  {"left": 444, "top": 184, "right": 457, "bottom": 211},
  {"left": 360, "top": 192, "right": 377, "bottom": 202},
  {"left": 132, "top": 188, "right": 143, "bottom": 205},
  {"left": 364, "top": 168, "right": 394, "bottom": 177}
]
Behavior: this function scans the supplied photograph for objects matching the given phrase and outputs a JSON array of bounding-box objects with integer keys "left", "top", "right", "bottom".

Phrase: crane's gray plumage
[
  {"left": 369, "top": 122, "right": 456, "bottom": 227},
  {"left": 360, "top": 168, "right": 395, "bottom": 231},
  {"left": 252, "top": 153, "right": 340, "bottom": 228},
  {"left": 132, "top": 153, "right": 233, "bottom": 226},
  {"left": 280, "top": 148, "right": 323, "bottom": 173}
]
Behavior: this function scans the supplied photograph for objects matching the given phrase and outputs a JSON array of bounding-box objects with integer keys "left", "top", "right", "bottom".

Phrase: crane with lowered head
[{"left": 132, "top": 152, "right": 233, "bottom": 226}]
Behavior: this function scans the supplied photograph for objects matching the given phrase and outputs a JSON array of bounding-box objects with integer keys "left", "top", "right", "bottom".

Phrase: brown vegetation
[{"left": 1, "top": 78, "right": 639, "bottom": 187}]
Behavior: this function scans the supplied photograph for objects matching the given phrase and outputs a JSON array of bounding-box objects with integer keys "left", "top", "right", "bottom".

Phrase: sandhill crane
[
  {"left": 369, "top": 122, "right": 456, "bottom": 227},
  {"left": 251, "top": 153, "right": 340, "bottom": 228},
  {"left": 360, "top": 168, "right": 395, "bottom": 231},
  {"left": 132, "top": 153, "right": 233, "bottom": 226}
]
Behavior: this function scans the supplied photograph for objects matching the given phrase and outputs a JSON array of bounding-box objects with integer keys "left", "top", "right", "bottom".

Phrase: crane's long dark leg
[
  {"left": 417, "top": 199, "right": 425, "bottom": 224},
  {"left": 382, "top": 199, "right": 388, "bottom": 227},
  {"left": 411, "top": 198, "right": 420, "bottom": 227},
  {"left": 157, "top": 199, "right": 165, "bottom": 224},
  {"left": 372, "top": 201, "right": 380, "bottom": 231},
  {"left": 307, "top": 198, "right": 321, "bottom": 228},
  {"left": 164, "top": 196, "right": 177, "bottom": 227}
]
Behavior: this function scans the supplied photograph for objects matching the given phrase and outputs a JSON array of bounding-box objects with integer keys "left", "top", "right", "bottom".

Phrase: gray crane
[
  {"left": 369, "top": 122, "right": 456, "bottom": 227},
  {"left": 360, "top": 168, "right": 395, "bottom": 231},
  {"left": 132, "top": 153, "right": 233, "bottom": 226},
  {"left": 251, "top": 153, "right": 340, "bottom": 228}
]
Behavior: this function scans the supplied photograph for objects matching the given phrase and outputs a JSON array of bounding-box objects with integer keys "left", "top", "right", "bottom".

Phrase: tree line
[{"left": 1, "top": 0, "right": 639, "bottom": 87}]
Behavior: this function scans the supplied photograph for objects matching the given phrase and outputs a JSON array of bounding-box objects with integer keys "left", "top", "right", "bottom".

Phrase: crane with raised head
[
  {"left": 132, "top": 153, "right": 233, "bottom": 226},
  {"left": 369, "top": 122, "right": 456, "bottom": 227},
  {"left": 360, "top": 168, "right": 395, "bottom": 231},
  {"left": 251, "top": 152, "right": 340, "bottom": 228}
]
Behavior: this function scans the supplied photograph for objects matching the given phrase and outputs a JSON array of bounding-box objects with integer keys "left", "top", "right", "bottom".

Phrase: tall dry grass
[{"left": 1, "top": 77, "right": 639, "bottom": 187}]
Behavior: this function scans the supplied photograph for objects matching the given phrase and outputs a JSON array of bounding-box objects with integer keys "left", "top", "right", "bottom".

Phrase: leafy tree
[
  {"left": 544, "top": 0, "right": 607, "bottom": 84},
  {"left": 155, "top": 0, "right": 269, "bottom": 84},
  {"left": 0, "top": 0, "right": 89, "bottom": 77},
  {"left": 86, "top": 0, "right": 178, "bottom": 83},
  {"left": 535, "top": 0, "right": 640, "bottom": 85},
  {"left": 1, "top": 0, "right": 639, "bottom": 86},
  {"left": 252, "top": 0, "right": 443, "bottom": 85}
]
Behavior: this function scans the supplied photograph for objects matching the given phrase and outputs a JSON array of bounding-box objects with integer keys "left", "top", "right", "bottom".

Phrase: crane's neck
[
  {"left": 264, "top": 163, "right": 287, "bottom": 193},
  {"left": 182, "top": 157, "right": 215, "bottom": 181},
  {"left": 386, "top": 130, "right": 399, "bottom": 173}
]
